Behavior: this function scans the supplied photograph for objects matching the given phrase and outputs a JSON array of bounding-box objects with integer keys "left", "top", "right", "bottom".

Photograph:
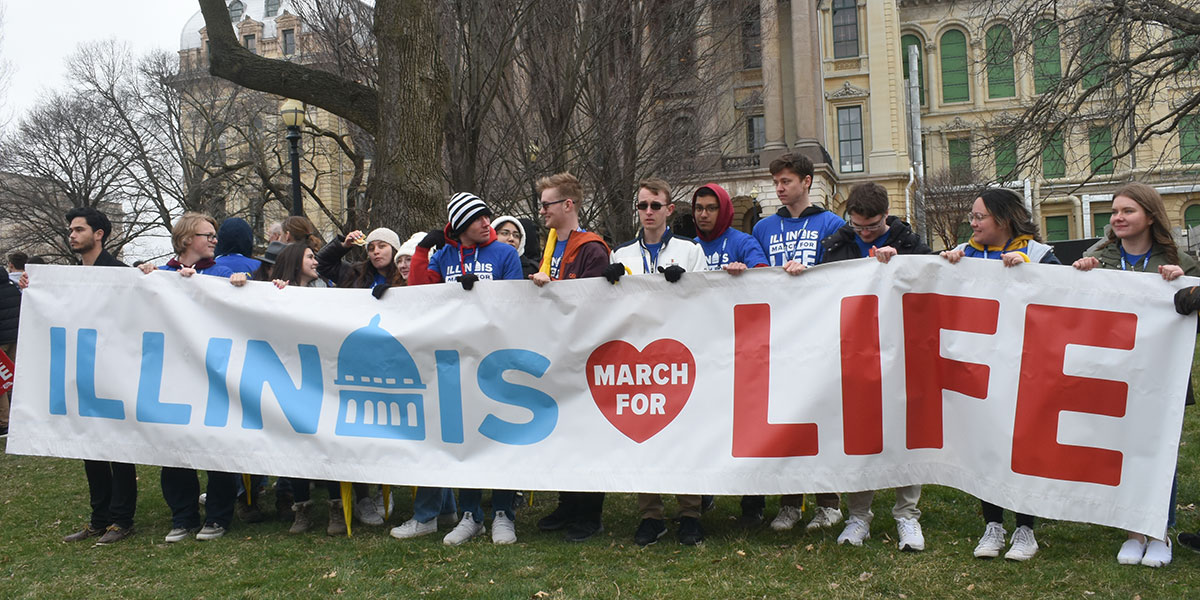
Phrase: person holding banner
[
  {"left": 270, "top": 243, "right": 330, "bottom": 289},
  {"left": 820, "top": 183, "right": 931, "bottom": 552},
  {"left": 0, "top": 265, "right": 19, "bottom": 438},
  {"left": 315, "top": 227, "right": 405, "bottom": 292},
  {"left": 528, "top": 172, "right": 613, "bottom": 542},
  {"left": 750, "top": 153, "right": 846, "bottom": 533},
  {"left": 402, "top": 192, "right": 524, "bottom": 545},
  {"left": 1072, "top": 182, "right": 1197, "bottom": 567},
  {"left": 939, "top": 188, "right": 1059, "bottom": 561},
  {"left": 692, "top": 183, "right": 768, "bottom": 275}
]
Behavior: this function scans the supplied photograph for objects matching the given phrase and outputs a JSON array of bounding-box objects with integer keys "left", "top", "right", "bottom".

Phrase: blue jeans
[
  {"left": 458, "top": 489, "right": 517, "bottom": 522},
  {"left": 413, "top": 487, "right": 457, "bottom": 523}
]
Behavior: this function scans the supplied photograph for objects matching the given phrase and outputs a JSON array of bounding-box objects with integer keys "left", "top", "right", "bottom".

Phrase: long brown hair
[
  {"left": 282, "top": 216, "right": 323, "bottom": 250},
  {"left": 1097, "top": 182, "right": 1179, "bottom": 264}
]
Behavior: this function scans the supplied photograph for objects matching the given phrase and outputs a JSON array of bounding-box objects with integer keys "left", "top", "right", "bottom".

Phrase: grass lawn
[{"left": 4, "top": 376, "right": 1200, "bottom": 598}]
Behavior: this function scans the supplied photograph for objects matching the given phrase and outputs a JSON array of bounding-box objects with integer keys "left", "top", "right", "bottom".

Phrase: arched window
[
  {"left": 265, "top": 0, "right": 280, "bottom": 17},
  {"left": 228, "top": 1, "right": 244, "bottom": 22},
  {"left": 901, "top": 34, "right": 925, "bottom": 105},
  {"left": 1185, "top": 205, "right": 1200, "bottom": 229},
  {"left": 1032, "top": 20, "right": 1061, "bottom": 94},
  {"left": 985, "top": 25, "right": 1015, "bottom": 98},
  {"left": 940, "top": 29, "right": 970, "bottom": 103}
]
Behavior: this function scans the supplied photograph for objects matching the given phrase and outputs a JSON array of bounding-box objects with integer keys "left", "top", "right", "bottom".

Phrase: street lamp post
[{"left": 280, "top": 99, "right": 305, "bottom": 217}]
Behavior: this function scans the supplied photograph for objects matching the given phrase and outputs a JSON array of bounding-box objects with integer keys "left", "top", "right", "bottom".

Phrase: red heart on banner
[{"left": 585, "top": 339, "right": 696, "bottom": 443}]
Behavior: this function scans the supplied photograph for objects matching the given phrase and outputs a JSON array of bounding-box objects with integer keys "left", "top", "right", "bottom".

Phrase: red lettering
[
  {"left": 1011, "top": 305, "right": 1134, "bottom": 486},
  {"left": 903, "top": 293, "right": 999, "bottom": 449},
  {"left": 841, "top": 295, "right": 882, "bottom": 455},
  {"left": 732, "top": 303, "right": 818, "bottom": 457}
]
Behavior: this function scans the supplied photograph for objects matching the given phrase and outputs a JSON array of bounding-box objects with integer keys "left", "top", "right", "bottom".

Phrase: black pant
[
  {"left": 558, "top": 491, "right": 605, "bottom": 523},
  {"left": 981, "top": 500, "right": 1034, "bottom": 529},
  {"left": 83, "top": 460, "right": 138, "bottom": 529},
  {"left": 286, "top": 478, "right": 340, "bottom": 503},
  {"left": 161, "top": 467, "right": 238, "bottom": 529},
  {"left": 741, "top": 495, "right": 765, "bottom": 514}
]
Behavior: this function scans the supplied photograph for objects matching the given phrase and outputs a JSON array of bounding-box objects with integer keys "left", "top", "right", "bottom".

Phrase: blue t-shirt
[
  {"left": 752, "top": 209, "right": 846, "bottom": 267},
  {"left": 428, "top": 240, "right": 523, "bottom": 282},
  {"left": 158, "top": 263, "right": 235, "bottom": 278},
  {"left": 695, "top": 228, "right": 769, "bottom": 271},
  {"left": 549, "top": 239, "right": 569, "bottom": 279},
  {"left": 215, "top": 253, "right": 261, "bottom": 276},
  {"left": 644, "top": 242, "right": 662, "bottom": 270},
  {"left": 853, "top": 229, "right": 891, "bottom": 258}
]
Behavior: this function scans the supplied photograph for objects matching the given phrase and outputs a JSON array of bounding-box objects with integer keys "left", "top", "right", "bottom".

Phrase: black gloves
[
  {"left": 1175, "top": 286, "right": 1200, "bottom": 315},
  {"left": 418, "top": 229, "right": 445, "bottom": 250},
  {"left": 658, "top": 264, "right": 685, "bottom": 283},
  {"left": 603, "top": 263, "right": 626, "bottom": 284},
  {"left": 371, "top": 284, "right": 390, "bottom": 299},
  {"left": 459, "top": 273, "right": 480, "bottom": 291}
]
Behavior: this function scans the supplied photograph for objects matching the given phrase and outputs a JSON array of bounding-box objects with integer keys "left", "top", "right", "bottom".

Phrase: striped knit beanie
[{"left": 448, "top": 192, "right": 492, "bottom": 237}]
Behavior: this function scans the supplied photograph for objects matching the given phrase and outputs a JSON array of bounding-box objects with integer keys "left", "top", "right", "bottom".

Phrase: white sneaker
[
  {"left": 492, "top": 511, "right": 517, "bottom": 545},
  {"left": 355, "top": 496, "right": 384, "bottom": 526},
  {"left": 390, "top": 518, "right": 437, "bottom": 539},
  {"left": 974, "top": 522, "right": 1006, "bottom": 558},
  {"left": 770, "top": 505, "right": 802, "bottom": 531},
  {"left": 1141, "top": 538, "right": 1172, "bottom": 567},
  {"left": 198, "top": 492, "right": 207, "bottom": 506},
  {"left": 373, "top": 490, "right": 393, "bottom": 519},
  {"left": 195, "top": 524, "right": 226, "bottom": 541},
  {"left": 1117, "top": 538, "right": 1146, "bottom": 565},
  {"left": 806, "top": 506, "right": 844, "bottom": 531},
  {"left": 837, "top": 517, "right": 870, "bottom": 546},
  {"left": 1004, "top": 525, "right": 1038, "bottom": 561},
  {"left": 443, "top": 512, "right": 485, "bottom": 546},
  {"left": 896, "top": 517, "right": 925, "bottom": 552}
]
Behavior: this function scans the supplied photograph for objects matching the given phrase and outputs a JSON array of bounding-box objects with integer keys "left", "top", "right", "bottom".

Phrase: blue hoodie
[
  {"left": 426, "top": 226, "right": 523, "bottom": 283},
  {"left": 690, "top": 183, "right": 768, "bottom": 270},
  {"left": 214, "top": 217, "right": 262, "bottom": 275},
  {"left": 752, "top": 205, "right": 845, "bottom": 267}
]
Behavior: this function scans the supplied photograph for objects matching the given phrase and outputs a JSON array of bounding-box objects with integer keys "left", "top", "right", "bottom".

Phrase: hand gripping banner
[{"left": 7, "top": 258, "right": 1196, "bottom": 537}]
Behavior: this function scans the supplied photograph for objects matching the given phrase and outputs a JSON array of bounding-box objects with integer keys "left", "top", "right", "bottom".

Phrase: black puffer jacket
[
  {"left": 0, "top": 267, "right": 20, "bottom": 344},
  {"left": 820, "top": 216, "right": 932, "bottom": 264}
]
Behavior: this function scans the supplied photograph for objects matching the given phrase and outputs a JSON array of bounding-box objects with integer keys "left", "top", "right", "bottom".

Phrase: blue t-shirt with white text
[
  {"left": 428, "top": 241, "right": 523, "bottom": 282},
  {"left": 695, "top": 228, "right": 769, "bottom": 271},
  {"left": 752, "top": 208, "right": 845, "bottom": 267}
]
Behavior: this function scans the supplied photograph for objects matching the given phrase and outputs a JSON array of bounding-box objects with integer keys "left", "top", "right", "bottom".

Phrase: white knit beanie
[
  {"left": 364, "top": 227, "right": 401, "bottom": 253},
  {"left": 447, "top": 192, "right": 492, "bottom": 236},
  {"left": 490, "top": 216, "right": 526, "bottom": 256},
  {"left": 395, "top": 232, "right": 424, "bottom": 264}
]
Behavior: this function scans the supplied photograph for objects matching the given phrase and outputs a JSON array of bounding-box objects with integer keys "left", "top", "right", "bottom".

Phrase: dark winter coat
[
  {"left": 0, "top": 267, "right": 20, "bottom": 344},
  {"left": 820, "top": 216, "right": 932, "bottom": 264}
]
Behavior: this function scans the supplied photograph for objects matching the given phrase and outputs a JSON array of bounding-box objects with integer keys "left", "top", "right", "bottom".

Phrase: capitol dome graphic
[{"left": 334, "top": 315, "right": 427, "bottom": 439}]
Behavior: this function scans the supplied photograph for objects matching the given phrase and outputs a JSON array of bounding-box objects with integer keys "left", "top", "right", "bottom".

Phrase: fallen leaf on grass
[
  {"left": 794, "top": 565, "right": 803, "bottom": 571},
  {"left": 966, "top": 584, "right": 975, "bottom": 591},
  {"left": 805, "top": 544, "right": 814, "bottom": 551},
  {"left": 899, "top": 595, "right": 907, "bottom": 599},
  {"left": 532, "top": 592, "right": 549, "bottom": 599},
  {"left": 736, "top": 550, "right": 746, "bottom": 556},
  {"left": 858, "top": 572, "right": 873, "bottom": 582},
  {"left": 829, "top": 583, "right": 840, "bottom": 590},
  {"left": 1083, "top": 592, "right": 1094, "bottom": 596},
  {"left": 323, "top": 571, "right": 337, "bottom": 579},
  {"left": 489, "top": 580, "right": 495, "bottom": 584}
]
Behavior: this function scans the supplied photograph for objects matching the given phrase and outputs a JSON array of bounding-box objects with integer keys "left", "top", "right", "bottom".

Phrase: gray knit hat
[
  {"left": 364, "top": 227, "right": 401, "bottom": 253},
  {"left": 448, "top": 192, "right": 492, "bottom": 237}
]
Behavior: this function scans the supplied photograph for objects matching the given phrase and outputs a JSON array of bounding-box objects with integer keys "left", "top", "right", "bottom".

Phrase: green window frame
[
  {"left": 949, "top": 137, "right": 971, "bottom": 175},
  {"left": 986, "top": 25, "right": 1016, "bottom": 99},
  {"left": 995, "top": 137, "right": 1017, "bottom": 181},
  {"left": 901, "top": 34, "right": 926, "bottom": 105},
  {"left": 956, "top": 222, "right": 973, "bottom": 244},
  {"left": 1042, "top": 131, "right": 1066, "bottom": 179},
  {"left": 1092, "top": 211, "right": 1110, "bottom": 237},
  {"left": 1186, "top": 205, "right": 1200, "bottom": 229},
  {"left": 1032, "top": 20, "right": 1062, "bottom": 94},
  {"left": 1181, "top": 115, "right": 1200, "bottom": 165},
  {"left": 941, "top": 30, "right": 970, "bottom": 103},
  {"left": 1045, "top": 215, "right": 1069, "bottom": 241},
  {"left": 1089, "top": 126, "right": 1113, "bottom": 175},
  {"left": 1080, "top": 27, "right": 1109, "bottom": 89}
]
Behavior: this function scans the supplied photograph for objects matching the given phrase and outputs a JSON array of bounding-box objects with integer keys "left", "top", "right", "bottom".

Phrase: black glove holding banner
[
  {"left": 371, "top": 284, "right": 390, "bottom": 299},
  {"left": 459, "top": 273, "right": 480, "bottom": 291},
  {"left": 603, "top": 263, "right": 626, "bottom": 284},
  {"left": 658, "top": 264, "right": 685, "bottom": 283},
  {"left": 418, "top": 229, "right": 445, "bottom": 250}
]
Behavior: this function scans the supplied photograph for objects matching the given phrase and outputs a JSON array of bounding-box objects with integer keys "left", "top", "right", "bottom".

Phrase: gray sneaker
[
  {"left": 195, "top": 523, "right": 226, "bottom": 541},
  {"left": 165, "top": 526, "right": 199, "bottom": 543}
]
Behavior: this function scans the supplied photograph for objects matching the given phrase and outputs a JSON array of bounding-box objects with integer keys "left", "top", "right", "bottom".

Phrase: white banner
[{"left": 7, "top": 258, "right": 1196, "bottom": 537}]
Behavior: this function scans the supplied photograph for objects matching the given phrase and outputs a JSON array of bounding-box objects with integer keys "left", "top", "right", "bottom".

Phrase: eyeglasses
[
  {"left": 636, "top": 201, "right": 668, "bottom": 211},
  {"left": 967, "top": 212, "right": 992, "bottom": 223},
  {"left": 497, "top": 229, "right": 523, "bottom": 240},
  {"left": 848, "top": 219, "right": 886, "bottom": 233},
  {"left": 195, "top": 233, "right": 218, "bottom": 241},
  {"left": 540, "top": 198, "right": 569, "bottom": 210},
  {"left": 694, "top": 204, "right": 721, "bottom": 214}
]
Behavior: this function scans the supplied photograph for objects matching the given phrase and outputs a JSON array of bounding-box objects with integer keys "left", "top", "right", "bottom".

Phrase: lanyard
[
  {"left": 779, "top": 218, "right": 803, "bottom": 263},
  {"left": 1119, "top": 246, "right": 1151, "bottom": 272},
  {"left": 641, "top": 228, "right": 670, "bottom": 274}
]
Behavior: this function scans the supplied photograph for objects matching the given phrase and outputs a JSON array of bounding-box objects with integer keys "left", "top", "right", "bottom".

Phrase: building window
[
  {"left": 746, "top": 115, "right": 765, "bottom": 153},
  {"left": 1092, "top": 211, "right": 1111, "bottom": 237},
  {"left": 1042, "top": 131, "right": 1065, "bottom": 179},
  {"left": 1089, "top": 126, "right": 1113, "bottom": 175},
  {"left": 1181, "top": 115, "right": 1200, "bottom": 165},
  {"left": 741, "top": 4, "right": 761, "bottom": 69},
  {"left": 901, "top": 34, "right": 925, "bottom": 105},
  {"left": 244, "top": 34, "right": 257, "bottom": 55},
  {"left": 940, "top": 29, "right": 970, "bottom": 103},
  {"left": 228, "top": 1, "right": 244, "bottom": 22},
  {"left": 837, "top": 106, "right": 865, "bottom": 173},
  {"left": 265, "top": 0, "right": 280, "bottom": 17},
  {"left": 1032, "top": 20, "right": 1061, "bottom": 94},
  {"left": 1045, "top": 215, "right": 1069, "bottom": 241},
  {"left": 986, "top": 25, "right": 1016, "bottom": 99},
  {"left": 1080, "top": 25, "right": 1109, "bottom": 89},
  {"left": 948, "top": 137, "right": 971, "bottom": 175},
  {"left": 956, "top": 222, "right": 972, "bottom": 243},
  {"left": 831, "top": 0, "right": 859, "bottom": 59},
  {"left": 995, "top": 137, "right": 1017, "bottom": 181},
  {"left": 283, "top": 29, "right": 296, "bottom": 56},
  {"left": 1186, "top": 205, "right": 1200, "bottom": 229}
]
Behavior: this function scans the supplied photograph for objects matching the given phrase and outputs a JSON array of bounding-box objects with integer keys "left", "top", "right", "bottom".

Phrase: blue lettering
[
  {"left": 203, "top": 338, "right": 233, "bottom": 427},
  {"left": 476, "top": 349, "right": 557, "bottom": 445},
  {"left": 49, "top": 327, "right": 66, "bottom": 415},
  {"left": 239, "top": 340, "right": 323, "bottom": 434},
  {"left": 136, "top": 332, "right": 190, "bottom": 424},
  {"left": 76, "top": 329, "right": 124, "bottom": 420},
  {"left": 436, "top": 350, "right": 465, "bottom": 444}
]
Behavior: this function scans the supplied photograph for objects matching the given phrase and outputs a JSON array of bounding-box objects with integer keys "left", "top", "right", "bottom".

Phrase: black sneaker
[
  {"left": 634, "top": 518, "right": 667, "bottom": 546},
  {"left": 564, "top": 520, "right": 603, "bottom": 542},
  {"left": 1179, "top": 531, "right": 1200, "bottom": 553},
  {"left": 678, "top": 516, "right": 704, "bottom": 546},
  {"left": 236, "top": 500, "right": 266, "bottom": 524},
  {"left": 738, "top": 509, "right": 764, "bottom": 528},
  {"left": 537, "top": 505, "right": 574, "bottom": 531}
]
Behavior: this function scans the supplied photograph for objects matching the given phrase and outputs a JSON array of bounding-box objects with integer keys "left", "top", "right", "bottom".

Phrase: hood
[
  {"left": 519, "top": 218, "right": 542, "bottom": 262},
  {"left": 491, "top": 215, "right": 527, "bottom": 256},
  {"left": 397, "top": 233, "right": 424, "bottom": 259},
  {"left": 692, "top": 183, "right": 734, "bottom": 242},
  {"left": 441, "top": 221, "right": 498, "bottom": 250},
  {"left": 215, "top": 217, "right": 255, "bottom": 257},
  {"left": 775, "top": 204, "right": 828, "bottom": 219}
]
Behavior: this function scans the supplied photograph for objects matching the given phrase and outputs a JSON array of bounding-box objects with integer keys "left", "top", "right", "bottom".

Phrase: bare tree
[{"left": 923, "top": 167, "right": 984, "bottom": 250}]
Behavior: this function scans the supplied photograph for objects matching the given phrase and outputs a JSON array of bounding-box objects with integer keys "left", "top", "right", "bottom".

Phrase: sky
[{"left": 4, "top": 0, "right": 202, "bottom": 125}]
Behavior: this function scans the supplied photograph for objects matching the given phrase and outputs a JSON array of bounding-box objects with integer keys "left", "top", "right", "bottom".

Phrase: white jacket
[{"left": 610, "top": 228, "right": 708, "bottom": 275}]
